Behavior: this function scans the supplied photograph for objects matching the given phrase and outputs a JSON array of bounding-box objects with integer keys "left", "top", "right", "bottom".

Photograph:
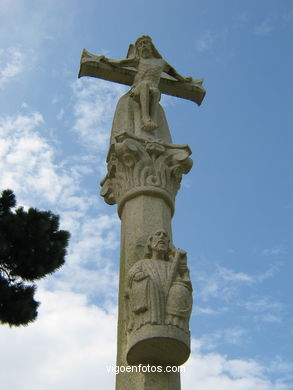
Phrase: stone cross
[{"left": 78, "top": 35, "right": 205, "bottom": 390}]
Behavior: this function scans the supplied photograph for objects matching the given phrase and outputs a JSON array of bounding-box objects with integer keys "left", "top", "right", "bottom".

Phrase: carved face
[
  {"left": 150, "top": 230, "right": 169, "bottom": 253},
  {"left": 136, "top": 38, "right": 153, "bottom": 58}
]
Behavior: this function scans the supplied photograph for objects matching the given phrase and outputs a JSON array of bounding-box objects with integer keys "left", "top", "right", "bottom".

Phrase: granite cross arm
[{"left": 78, "top": 48, "right": 206, "bottom": 106}]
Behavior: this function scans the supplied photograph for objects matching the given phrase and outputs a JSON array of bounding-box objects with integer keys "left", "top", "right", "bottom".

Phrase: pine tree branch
[{"left": 0, "top": 266, "right": 15, "bottom": 284}]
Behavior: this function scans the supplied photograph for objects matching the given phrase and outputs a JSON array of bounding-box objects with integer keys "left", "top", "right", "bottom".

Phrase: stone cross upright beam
[{"left": 78, "top": 35, "right": 206, "bottom": 390}]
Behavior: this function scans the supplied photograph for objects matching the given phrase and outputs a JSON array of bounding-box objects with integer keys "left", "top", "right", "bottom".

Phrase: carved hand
[
  {"left": 173, "top": 248, "right": 187, "bottom": 258},
  {"left": 133, "top": 271, "right": 148, "bottom": 282}
]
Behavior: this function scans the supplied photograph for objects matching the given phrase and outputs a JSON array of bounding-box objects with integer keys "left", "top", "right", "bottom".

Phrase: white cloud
[
  {"left": 0, "top": 47, "right": 24, "bottom": 88},
  {"left": 198, "top": 265, "right": 254, "bottom": 303},
  {"left": 72, "top": 78, "right": 127, "bottom": 151},
  {"left": 257, "top": 262, "right": 282, "bottom": 282},
  {"left": 0, "top": 110, "right": 101, "bottom": 217},
  {"left": 160, "top": 93, "right": 178, "bottom": 108},
  {"left": 262, "top": 314, "right": 281, "bottom": 323},
  {"left": 0, "top": 1, "right": 73, "bottom": 56},
  {"left": 43, "top": 214, "right": 120, "bottom": 300},
  {"left": 282, "top": 6, "right": 293, "bottom": 22},
  {"left": 237, "top": 296, "right": 283, "bottom": 324},
  {"left": 0, "top": 111, "right": 72, "bottom": 206},
  {"left": 0, "top": 108, "right": 120, "bottom": 300},
  {"left": 0, "top": 289, "right": 117, "bottom": 390},
  {"left": 198, "top": 327, "right": 249, "bottom": 351},
  {"left": 197, "top": 263, "right": 281, "bottom": 305},
  {"left": 254, "top": 19, "right": 274, "bottom": 36},
  {"left": 261, "top": 248, "right": 287, "bottom": 257},
  {"left": 234, "top": 12, "right": 249, "bottom": 24},
  {"left": 195, "top": 306, "right": 222, "bottom": 315},
  {"left": 218, "top": 267, "right": 254, "bottom": 283},
  {"left": 242, "top": 297, "right": 283, "bottom": 314},
  {"left": 0, "top": 106, "right": 121, "bottom": 390},
  {"left": 182, "top": 341, "right": 291, "bottom": 390},
  {"left": 195, "top": 31, "right": 215, "bottom": 52},
  {"left": 0, "top": 290, "right": 290, "bottom": 390},
  {"left": 56, "top": 108, "right": 65, "bottom": 120}
]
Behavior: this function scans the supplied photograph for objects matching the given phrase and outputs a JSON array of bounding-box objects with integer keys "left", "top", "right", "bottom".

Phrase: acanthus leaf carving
[{"left": 100, "top": 132, "right": 193, "bottom": 214}]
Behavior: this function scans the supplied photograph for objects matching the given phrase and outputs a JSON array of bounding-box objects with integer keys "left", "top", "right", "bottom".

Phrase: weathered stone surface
[
  {"left": 77, "top": 35, "right": 205, "bottom": 390},
  {"left": 109, "top": 93, "right": 172, "bottom": 144},
  {"left": 127, "top": 325, "right": 190, "bottom": 366},
  {"left": 100, "top": 133, "right": 193, "bottom": 217},
  {"left": 143, "top": 372, "right": 181, "bottom": 390},
  {"left": 116, "top": 198, "right": 184, "bottom": 390},
  {"left": 79, "top": 52, "right": 206, "bottom": 105},
  {"left": 79, "top": 35, "right": 205, "bottom": 135},
  {"left": 125, "top": 230, "right": 192, "bottom": 365}
]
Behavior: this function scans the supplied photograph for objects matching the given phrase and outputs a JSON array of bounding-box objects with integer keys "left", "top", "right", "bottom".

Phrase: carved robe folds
[
  {"left": 125, "top": 252, "right": 193, "bottom": 366},
  {"left": 127, "top": 257, "right": 192, "bottom": 333}
]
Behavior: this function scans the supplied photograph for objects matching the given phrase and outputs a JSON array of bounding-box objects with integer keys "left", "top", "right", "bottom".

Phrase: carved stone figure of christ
[
  {"left": 100, "top": 35, "right": 193, "bottom": 132},
  {"left": 79, "top": 35, "right": 205, "bottom": 141}
]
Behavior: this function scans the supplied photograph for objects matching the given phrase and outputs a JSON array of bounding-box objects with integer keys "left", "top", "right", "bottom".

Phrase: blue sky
[{"left": 0, "top": 1, "right": 292, "bottom": 389}]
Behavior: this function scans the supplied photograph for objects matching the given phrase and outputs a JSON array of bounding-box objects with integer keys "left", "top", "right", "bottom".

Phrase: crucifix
[{"left": 78, "top": 35, "right": 205, "bottom": 390}]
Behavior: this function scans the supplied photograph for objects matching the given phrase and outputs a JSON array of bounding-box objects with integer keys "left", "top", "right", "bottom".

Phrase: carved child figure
[{"left": 166, "top": 250, "right": 193, "bottom": 332}]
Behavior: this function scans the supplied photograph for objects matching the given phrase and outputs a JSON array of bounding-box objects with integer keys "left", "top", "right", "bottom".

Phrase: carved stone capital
[{"left": 100, "top": 132, "right": 193, "bottom": 217}]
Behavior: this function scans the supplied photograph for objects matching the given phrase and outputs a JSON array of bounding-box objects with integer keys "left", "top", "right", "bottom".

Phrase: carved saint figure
[
  {"left": 100, "top": 35, "right": 195, "bottom": 132},
  {"left": 125, "top": 229, "right": 192, "bottom": 333}
]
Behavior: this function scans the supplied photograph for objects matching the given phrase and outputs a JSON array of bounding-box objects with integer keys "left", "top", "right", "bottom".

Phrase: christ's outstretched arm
[{"left": 164, "top": 62, "right": 192, "bottom": 83}]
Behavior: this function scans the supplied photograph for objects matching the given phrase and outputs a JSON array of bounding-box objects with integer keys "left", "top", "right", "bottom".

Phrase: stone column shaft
[
  {"left": 116, "top": 196, "right": 174, "bottom": 390},
  {"left": 100, "top": 133, "right": 193, "bottom": 390}
]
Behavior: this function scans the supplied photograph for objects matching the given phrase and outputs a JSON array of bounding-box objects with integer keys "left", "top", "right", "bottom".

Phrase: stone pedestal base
[{"left": 127, "top": 324, "right": 190, "bottom": 365}]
